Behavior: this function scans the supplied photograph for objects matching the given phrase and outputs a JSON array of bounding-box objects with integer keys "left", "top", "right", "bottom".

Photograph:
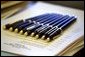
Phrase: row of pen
[{"left": 3, "top": 13, "right": 77, "bottom": 42}]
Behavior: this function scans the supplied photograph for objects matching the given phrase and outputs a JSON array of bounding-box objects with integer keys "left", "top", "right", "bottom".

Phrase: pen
[
  {"left": 34, "top": 15, "right": 69, "bottom": 38},
  {"left": 30, "top": 14, "right": 64, "bottom": 36},
  {"left": 3, "top": 13, "right": 50, "bottom": 30},
  {"left": 46, "top": 16, "right": 76, "bottom": 41},
  {"left": 9, "top": 14, "right": 52, "bottom": 31},
  {"left": 21, "top": 14, "right": 62, "bottom": 35}
]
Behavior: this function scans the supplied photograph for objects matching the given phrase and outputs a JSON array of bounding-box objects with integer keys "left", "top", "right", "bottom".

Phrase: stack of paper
[
  {"left": 1, "top": 2, "right": 84, "bottom": 56},
  {"left": 1, "top": 1, "right": 29, "bottom": 19}
]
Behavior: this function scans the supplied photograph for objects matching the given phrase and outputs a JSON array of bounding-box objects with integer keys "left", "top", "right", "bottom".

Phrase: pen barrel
[
  {"left": 38, "top": 14, "right": 62, "bottom": 23},
  {"left": 60, "top": 17, "right": 76, "bottom": 29},
  {"left": 48, "top": 15, "right": 67, "bottom": 25},
  {"left": 52, "top": 15, "right": 70, "bottom": 26},
  {"left": 47, "top": 16, "right": 76, "bottom": 39},
  {"left": 25, "top": 13, "right": 50, "bottom": 21},
  {"left": 49, "top": 28, "right": 61, "bottom": 39},
  {"left": 57, "top": 16, "right": 75, "bottom": 27},
  {"left": 42, "top": 14, "right": 62, "bottom": 24},
  {"left": 39, "top": 15, "right": 69, "bottom": 35}
]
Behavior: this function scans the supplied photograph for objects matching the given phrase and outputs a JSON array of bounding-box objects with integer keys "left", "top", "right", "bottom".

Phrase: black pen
[
  {"left": 22, "top": 14, "right": 62, "bottom": 35},
  {"left": 30, "top": 14, "right": 64, "bottom": 37},
  {"left": 46, "top": 16, "right": 76, "bottom": 41},
  {"left": 3, "top": 13, "right": 50, "bottom": 30},
  {"left": 18, "top": 14, "right": 58, "bottom": 34},
  {"left": 35, "top": 15, "right": 69, "bottom": 38}
]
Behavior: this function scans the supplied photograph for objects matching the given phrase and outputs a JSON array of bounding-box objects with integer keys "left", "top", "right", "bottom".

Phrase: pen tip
[
  {"left": 14, "top": 28, "right": 18, "bottom": 33},
  {"left": 41, "top": 35, "right": 45, "bottom": 40},
  {"left": 46, "top": 37, "right": 50, "bottom": 42},
  {"left": 19, "top": 30, "right": 23, "bottom": 34},
  {"left": 35, "top": 34, "right": 39, "bottom": 39},
  {"left": 9, "top": 27, "right": 13, "bottom": 31},
  {"left": 30, "top": 32, "right": 35, "bottom": 37},
  {"left": 24, "top": 32, "right": 28, "bottom": 36}
]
